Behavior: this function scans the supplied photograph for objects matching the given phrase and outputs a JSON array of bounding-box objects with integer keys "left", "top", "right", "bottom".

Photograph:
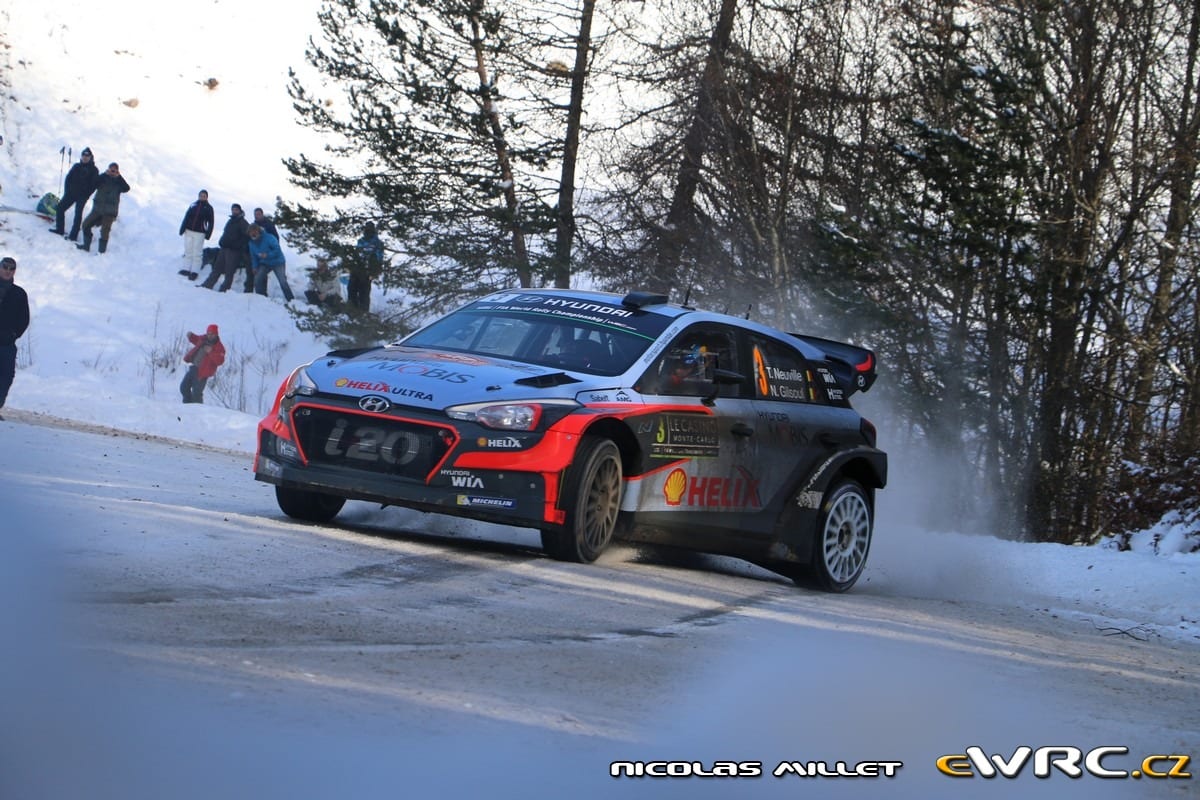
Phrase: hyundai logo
[{"left": 358, "top": 395, "right": 391, "bottom": 413}]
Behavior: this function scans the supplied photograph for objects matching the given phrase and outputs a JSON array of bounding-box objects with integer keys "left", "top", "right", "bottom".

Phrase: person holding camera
[
  {"left": 180, "top": 324, "right": 225, "bottom": 404},
  {"left": 77, "top": 162, "right": 131, "bottom": 254}
]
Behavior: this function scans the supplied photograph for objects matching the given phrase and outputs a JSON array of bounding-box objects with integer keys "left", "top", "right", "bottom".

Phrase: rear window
[{"left": 749, "top": 335, "right": 821, "bottom": 403}]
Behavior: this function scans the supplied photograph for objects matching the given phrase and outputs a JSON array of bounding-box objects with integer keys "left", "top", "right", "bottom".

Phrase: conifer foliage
[
  {"left": 279, "top": 0, "right": 590, "bottom": 330},
  {"left": 277, "top": 0, "right": 1199, "bottom": 546}
]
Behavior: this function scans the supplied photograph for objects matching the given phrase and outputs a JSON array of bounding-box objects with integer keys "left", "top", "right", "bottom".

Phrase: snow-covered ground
[{"left": 0, "top": 0, "right": 1195, "bottom": 647}]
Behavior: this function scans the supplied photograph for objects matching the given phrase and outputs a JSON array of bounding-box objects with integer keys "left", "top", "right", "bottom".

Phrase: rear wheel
[
  {"left": 805, "top": 480, "right": 872, "bottom": 592},
  {"left": 541, "top": 437, "right": 623, "bottom": 563},
  {"left": 275, "top": 485, "right": 346, "bottom": 523}
]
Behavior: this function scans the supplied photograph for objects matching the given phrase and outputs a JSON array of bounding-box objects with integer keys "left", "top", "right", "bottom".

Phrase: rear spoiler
[{"left": 791, "top": 333, "right": 878, "bottom": 394}]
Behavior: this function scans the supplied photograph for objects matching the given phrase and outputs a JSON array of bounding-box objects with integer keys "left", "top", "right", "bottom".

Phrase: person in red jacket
[{"left": 180, "top": 323, "right": 226, "bottom": 404}]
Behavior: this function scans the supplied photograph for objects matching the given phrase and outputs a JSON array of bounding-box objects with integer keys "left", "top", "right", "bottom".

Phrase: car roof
[{"left": 476, "top": 287, "right": 827, "bottom": 360}]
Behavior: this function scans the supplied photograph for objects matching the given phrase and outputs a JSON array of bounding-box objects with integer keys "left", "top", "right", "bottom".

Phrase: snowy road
[{"left": 0, "top": 417, "right": 1196, "bottom": 800}]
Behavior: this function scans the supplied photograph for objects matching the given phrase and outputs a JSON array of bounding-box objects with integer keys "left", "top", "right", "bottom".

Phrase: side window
[
  {"left": 638, "top": 325, "right": 741, "bottom": 397},
  {"left": 750, "top": 335, "right": 819, "bottom": 403}
]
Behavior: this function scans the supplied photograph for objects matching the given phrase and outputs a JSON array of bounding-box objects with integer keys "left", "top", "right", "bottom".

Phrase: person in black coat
[
  {"left": 77, "top": 163, "right": 131, "bottom": 254},
  {"left": 252, "top": 207, "right": 280, "bottom": 242},
  {"left": 201, "top": 204, "right": 253, "bottom": 292},
  {"left": 0, "top": 256, "right": 31, "bottom": 420},
  {"left": 178, "top": 190, "right": 215, "bottom": 277},
  {"left": 49, "top": 147, "right": 100, "bottom": 241}
]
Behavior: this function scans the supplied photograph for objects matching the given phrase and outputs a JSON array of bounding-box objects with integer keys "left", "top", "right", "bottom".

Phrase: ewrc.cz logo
[
  {"left": 936, "top": 747, "right": 1192, "bottom": 779},
  {"left": 610, "top": 760, "right": 903, "bottom": 779}
]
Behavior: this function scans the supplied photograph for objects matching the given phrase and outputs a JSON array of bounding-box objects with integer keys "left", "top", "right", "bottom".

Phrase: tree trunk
[
  {"left": 551, "top": 0, "right": 596, "bottom": 289},
  {"left": 1123, "top": 4, "right": 1199, "bottom": 460},
  {"left": 653, "top": 0, "right": 738, "bottom": 292},
  {"left": 470, "top": 14, "right": 533, "bottom": 288}
]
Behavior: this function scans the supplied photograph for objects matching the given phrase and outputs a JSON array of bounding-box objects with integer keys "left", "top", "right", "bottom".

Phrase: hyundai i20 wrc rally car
[{"left": 254, "top": 288, "right": 887, "bottom": 591}]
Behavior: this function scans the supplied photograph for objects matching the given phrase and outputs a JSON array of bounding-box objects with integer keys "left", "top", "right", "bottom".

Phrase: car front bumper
[{"left": 255, "top": 429, "right": 551, "bottom": 528}]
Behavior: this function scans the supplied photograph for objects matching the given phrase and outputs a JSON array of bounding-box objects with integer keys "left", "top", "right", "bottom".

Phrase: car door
[
  {"left": 747, "top": 332, "right": 862, "bottom": 512},
  {"left": 627, "top": 323, "right": 763, "bottom": 528}
]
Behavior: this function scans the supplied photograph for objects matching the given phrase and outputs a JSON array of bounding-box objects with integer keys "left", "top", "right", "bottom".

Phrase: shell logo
[
  {"left": 335, "top": 378, "right": 349, "bottom": 387},
  {"left": 663, "top": 468, "right": 688, "bottom": 506}
]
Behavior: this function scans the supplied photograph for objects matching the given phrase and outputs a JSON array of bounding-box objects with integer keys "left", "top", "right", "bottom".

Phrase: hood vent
[
  {"left": 514, "top": 372, "right": 582, "bottom": 388},
  {"left": 324, "top": 346, "right": 382, "bottom": 363}
]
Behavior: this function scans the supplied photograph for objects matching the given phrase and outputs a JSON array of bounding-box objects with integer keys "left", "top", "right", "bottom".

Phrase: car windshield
[{"left": 402, "top": 298, "right": 670, "bottom": 377}]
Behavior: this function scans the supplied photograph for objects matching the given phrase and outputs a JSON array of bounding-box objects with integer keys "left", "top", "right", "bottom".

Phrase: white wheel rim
[{"left": 822, "top": 490, "right": 871, "bottom": 583}]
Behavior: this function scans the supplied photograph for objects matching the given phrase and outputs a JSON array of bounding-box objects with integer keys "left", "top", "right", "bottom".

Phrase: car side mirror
[{"left": 703, "top": 368, "right": 746, "bottom": 406}]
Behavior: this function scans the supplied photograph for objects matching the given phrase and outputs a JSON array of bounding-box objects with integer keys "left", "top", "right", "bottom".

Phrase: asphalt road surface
[{"left": 0, "top": 417, "right": 1195, "bottom": 800}]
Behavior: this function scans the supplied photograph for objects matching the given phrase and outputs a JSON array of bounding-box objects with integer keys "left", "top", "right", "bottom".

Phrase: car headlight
[
  {"left": 445, "top": 399, "right": 579, "bottom": 431},
  {"left": 279, "top": 366, "right": 317, "bottom": 416},
  {"left": 284, "top": 366, "right": 317, "bottom": 398}
]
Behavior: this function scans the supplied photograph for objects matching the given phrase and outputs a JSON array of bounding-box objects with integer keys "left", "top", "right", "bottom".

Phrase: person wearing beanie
[
  {"left": 180, "top": 323, "right": 225, "bottom": 404},
  {"left": 49, "top": 147, "right": 100, "bottom": 241},
  {"left": 0, "top": 256, "right": 30, "bottom": 421},
  {"left": 200, "top": 204, "right": 252, "bottom": 292},
  {"left": 77, "top": 162, "right": 131, "bottom": 254}
]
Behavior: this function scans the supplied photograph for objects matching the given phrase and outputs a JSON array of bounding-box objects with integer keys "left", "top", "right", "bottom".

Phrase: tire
[
  {"left": 541, "top": 437, "right": 623, "bottom": 563},
  {"left": 275, "top": 485, "right": 346, "bottom": 523},
  {"left": 802, "top": 479, "right": 872, "bottom": 592}
]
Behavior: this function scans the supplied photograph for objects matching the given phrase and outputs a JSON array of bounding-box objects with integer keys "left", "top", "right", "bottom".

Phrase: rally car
[{"left": 255, "top": 289, "right": 887, "bottom": 591}]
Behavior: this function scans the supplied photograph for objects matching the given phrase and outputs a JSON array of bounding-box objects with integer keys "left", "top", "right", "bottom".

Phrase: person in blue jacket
[
  {"left": 247, "top": 223, "right": 294, "bottom": 302},
  {"left": 348, "top": 221, "right": 384, "bottom": 311},
  {"left": 49, "top": 147, "right": 99, "bottom": 242}
]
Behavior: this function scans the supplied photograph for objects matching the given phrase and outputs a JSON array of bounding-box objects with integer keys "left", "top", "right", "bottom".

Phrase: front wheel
[
  {"left": 803, "top": 479, "right": 872, "bottom": 592},
  {"left": 541, "top": 437, "right": 623, "bottom": 563},
  {"left": 275, "top": 485, "right": 346, "bottom": 523}
]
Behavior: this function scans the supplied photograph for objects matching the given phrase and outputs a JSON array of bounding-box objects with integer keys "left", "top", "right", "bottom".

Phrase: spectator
[
  {"left": 180, "top": 324, "right": 225, "bottom": 404},
  {"left": 200, "top": 204, "right": 252, "bottom": 292},
  {"left": 49, "top": 147, "right": 99, "bottom": 242},
  {"left": 252, "top": 207, "right": 279, "bottom": 241},
  {"left": 349, "top": 221, "right": 384, "bottom": 311},
  {"left": 180, "top": 248, "right": 220, "bottom": 281},
  {"left": 304, "top": 257, "right": 342, "bottom": 308},
  {"left": 247, "top": 224, "right": 295, "bottom": 302},
  {"left": 0, "top": 256, "right": 31, "bottom": 421},
  {"left": 77, "top": 162, "right": 131, "bottom": 254},
  {"left": 178, "top": 190, "right": 214, "bottom": 277}
]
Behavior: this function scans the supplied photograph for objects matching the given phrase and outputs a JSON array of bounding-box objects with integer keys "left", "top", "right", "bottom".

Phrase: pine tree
[
  {"left": 882, "top": 0, "right": 1041, "bottom": 533},
  {"left": 279, "top": 0, "right": 594, "bottom": 338}
]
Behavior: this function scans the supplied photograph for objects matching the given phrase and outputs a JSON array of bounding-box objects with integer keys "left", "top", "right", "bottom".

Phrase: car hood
[{"left": 305, "top": 345, "right": 594, "bottom": 409}]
